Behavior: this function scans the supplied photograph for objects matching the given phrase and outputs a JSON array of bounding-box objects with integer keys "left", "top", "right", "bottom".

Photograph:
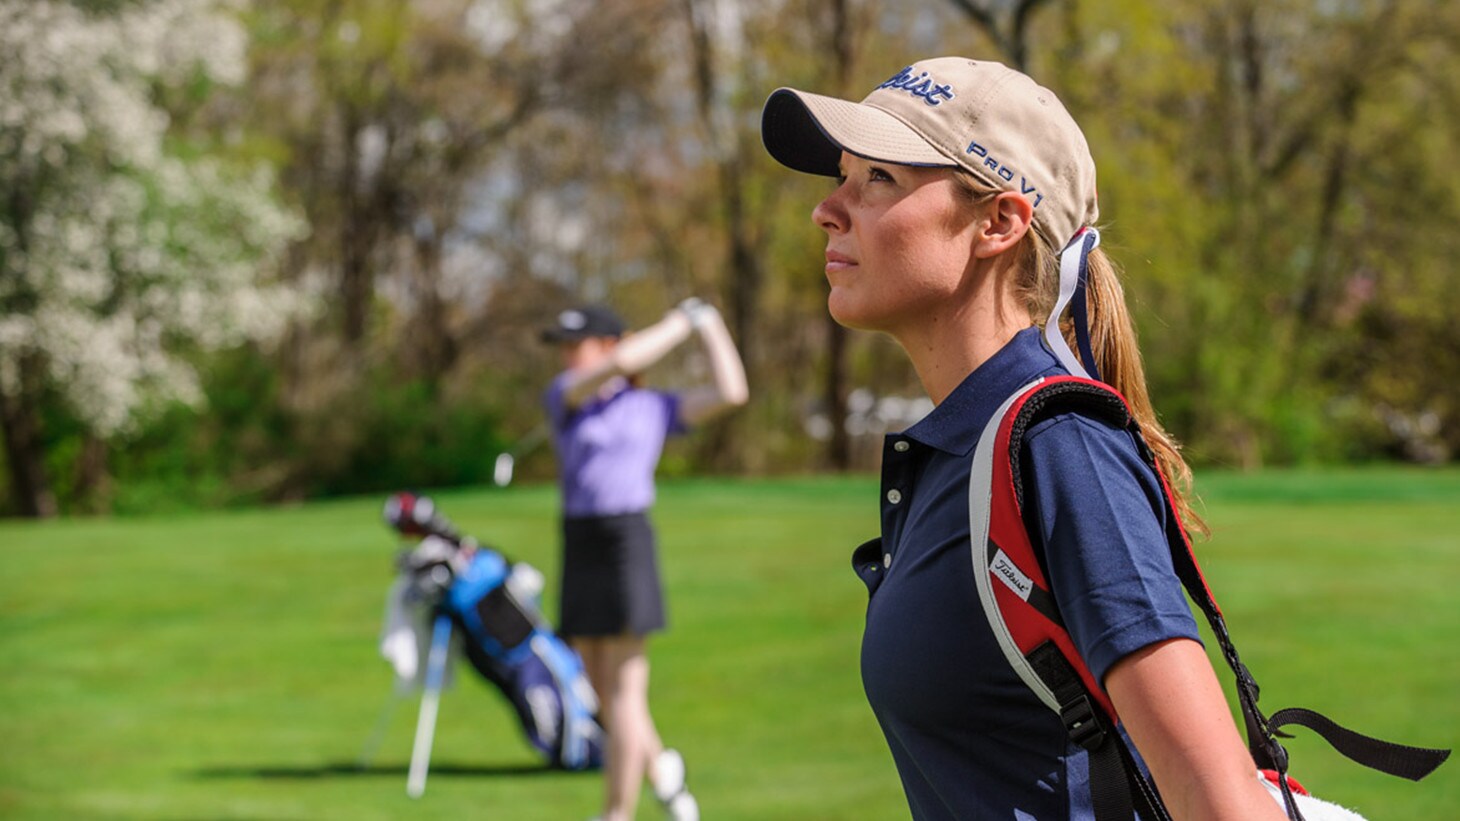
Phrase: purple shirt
[{"left": 544, "top": 373, "right": 686, "bottom": 517}]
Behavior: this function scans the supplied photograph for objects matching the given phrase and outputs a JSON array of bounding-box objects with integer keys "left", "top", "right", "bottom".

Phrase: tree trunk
[
  {"left": 340, "top": 109, "right": 375, "bottom": 346},
  {"left": 73, "top": 434, "right": 111, "bottom": 515},
  {"left": 824, "top": 311, "right": 851, "bottom": 470},
  {"left": 822, "top": 0, "right": 856, "bottom": 471},
  {"left": 0, "top": 363, "right": 58, "bottom": 518},
  {"left": 682, "top": 0, "right": 764, "bottom": 470},
  {"left": 724, "top": 171, "right": 761, "bottom": 391},
  {"left": 945, "top": 0, "right": 1056, "bottom": 71},
  {"left": 1295, "top": 78, "right": 1361, "bottom": 331},
  {"left": 408, "top": 229, "right": 458, "bottom": 387},
  {"left": 714, "top": 163, "right": 761, "bottom": 471}
]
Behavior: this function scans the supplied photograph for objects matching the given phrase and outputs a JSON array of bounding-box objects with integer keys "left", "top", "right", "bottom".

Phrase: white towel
[
  {"left": 1259, "top": 771, "right": 1367, "bottom": 821},
  {"left": 378, "top": 574, "right": 453, "bottom": 691}
]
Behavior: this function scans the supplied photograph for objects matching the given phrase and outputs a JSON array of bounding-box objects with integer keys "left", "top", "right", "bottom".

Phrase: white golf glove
[{"left": 676, "top": 297, "right": 717, "bottom": 329}]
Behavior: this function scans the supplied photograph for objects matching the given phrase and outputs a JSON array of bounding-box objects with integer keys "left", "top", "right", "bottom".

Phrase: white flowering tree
[{"left": 0, "top": 0, "right": 306, "bottom": 516}]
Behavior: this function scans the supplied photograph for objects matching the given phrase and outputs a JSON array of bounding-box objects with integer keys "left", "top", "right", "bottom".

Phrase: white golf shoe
[
  {"left": 652, "top": 748, "right": 698, "bottom": 820},
  {"left": 665, "top": 791, "right": 699, "bottom": 821}
]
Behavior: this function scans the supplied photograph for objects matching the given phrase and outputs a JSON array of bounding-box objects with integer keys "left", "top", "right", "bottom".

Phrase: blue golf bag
[{"left": 383, "top": 492, "right": 604, "bottom": 771}]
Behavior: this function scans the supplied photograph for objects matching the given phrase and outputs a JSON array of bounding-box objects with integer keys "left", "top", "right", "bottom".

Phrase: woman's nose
[{"left": 812, "top": 187, "right": 847, "bottom": 235}]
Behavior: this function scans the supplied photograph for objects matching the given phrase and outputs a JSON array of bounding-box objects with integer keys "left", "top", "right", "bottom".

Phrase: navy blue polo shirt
[{"left": 854, "top": 327, "right": 1199, "bottom": 820}]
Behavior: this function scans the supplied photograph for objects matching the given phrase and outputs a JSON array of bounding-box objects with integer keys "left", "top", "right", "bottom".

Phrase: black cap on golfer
[{"left": 540, "top": 304, "right": 626, "bottom": 343}]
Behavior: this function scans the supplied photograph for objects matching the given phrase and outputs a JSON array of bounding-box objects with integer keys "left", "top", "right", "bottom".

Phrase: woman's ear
[{"left": 972, "top": 192, "right": 1034, "bottom": 259}]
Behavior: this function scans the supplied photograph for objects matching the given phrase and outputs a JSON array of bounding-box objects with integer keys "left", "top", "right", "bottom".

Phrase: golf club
[{"left": 493, "top": 423, "right": 549, "bottom": 487}]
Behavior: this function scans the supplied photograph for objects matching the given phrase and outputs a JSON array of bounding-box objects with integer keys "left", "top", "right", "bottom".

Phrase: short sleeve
[
  {"left": 662, "top": 390, "right": 688, "bottom": 436},
  {"left": 543, "top": 372, "right": 572, "bottom": 429},
  {"left": 1019, "top": 413, "right": 1200, "bottom": 685}
]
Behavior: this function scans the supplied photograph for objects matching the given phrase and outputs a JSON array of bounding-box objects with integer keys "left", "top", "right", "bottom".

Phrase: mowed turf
[{"left": 0, "top": 469, "right": 1456, "bottom": 820}]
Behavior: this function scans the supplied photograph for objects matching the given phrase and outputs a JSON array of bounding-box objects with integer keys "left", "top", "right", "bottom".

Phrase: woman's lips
[{"left": 825, "top": 250, "right": 857, "bottom": 273}]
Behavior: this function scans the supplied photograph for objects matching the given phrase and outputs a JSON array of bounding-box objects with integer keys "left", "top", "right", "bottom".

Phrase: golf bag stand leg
[
  {"left": 357, "top": 688, "right": 404, "bottom": 769},
  {"left": 407, "top": 614, "right": 453, "bottom": 798}
]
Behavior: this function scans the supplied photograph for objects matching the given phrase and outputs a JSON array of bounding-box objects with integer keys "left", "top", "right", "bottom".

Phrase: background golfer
[{"left": 542, "top": 299, "right": 748, "bottom": 821}]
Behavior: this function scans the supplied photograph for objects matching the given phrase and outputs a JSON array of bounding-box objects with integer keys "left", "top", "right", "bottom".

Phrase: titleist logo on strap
[
  {"left": 991, "top": 549, "right": 1034, "bottom": 600},
  {"left": 877, "top": 66, "right": 955, "bottom": 106}
]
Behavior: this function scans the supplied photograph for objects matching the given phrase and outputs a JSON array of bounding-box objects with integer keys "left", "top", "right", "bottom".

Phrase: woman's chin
[{"left": 827, "top": 292, "right": 877, "bottom": 331}]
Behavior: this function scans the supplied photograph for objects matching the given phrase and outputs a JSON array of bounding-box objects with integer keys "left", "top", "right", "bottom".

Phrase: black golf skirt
[{"left": 559, "top": 511, "right": 667, "bottom": 639}]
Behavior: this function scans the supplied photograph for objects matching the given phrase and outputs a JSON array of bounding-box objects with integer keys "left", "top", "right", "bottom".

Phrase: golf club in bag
[{"left": 378, "top": 491, "right": 604, "bottom": 797}]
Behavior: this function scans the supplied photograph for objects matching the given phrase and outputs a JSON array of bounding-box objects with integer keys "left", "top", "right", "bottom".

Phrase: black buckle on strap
[
  {"left": 1266, "top": 738, "right": 1290, "bottom": 773},
  {"left": 1061, "top": 694, "right": 1106, "bottom": 750}
]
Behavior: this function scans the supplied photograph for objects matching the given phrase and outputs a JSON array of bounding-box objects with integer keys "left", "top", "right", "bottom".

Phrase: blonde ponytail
[
  {"left": 952, "top": 170, "right": 1203, "bottom": 535},
  {"left": 1078, "top": 248, "right": 1206, "bottom": 536},
  {"left": 1017, "top": 233, "right": 1207, "bottom": 538}
]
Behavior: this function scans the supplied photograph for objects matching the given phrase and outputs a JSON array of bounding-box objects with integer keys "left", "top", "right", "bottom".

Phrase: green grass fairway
[{"left": 1, "top": 469, "right": 1457, "bottom": 819}]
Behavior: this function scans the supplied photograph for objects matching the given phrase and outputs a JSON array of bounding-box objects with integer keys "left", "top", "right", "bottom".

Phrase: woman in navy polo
[
  {"left": 761, "top": 58, "right": 1286, "bottom": 820},
  {"left": 542, "top": 300, "right": 747, "bottom": 821}
]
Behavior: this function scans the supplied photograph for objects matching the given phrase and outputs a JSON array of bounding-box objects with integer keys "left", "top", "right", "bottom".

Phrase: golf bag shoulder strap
[
  {"left": 967, "top": 376, "right": 1449, "bottom": 821},
  {"left": 968, "top": 376, "right": 1171, "bottom": 821}
]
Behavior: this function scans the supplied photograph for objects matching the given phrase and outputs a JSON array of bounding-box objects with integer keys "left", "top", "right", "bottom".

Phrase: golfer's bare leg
[
  {"left": 569, "top": 637, "right": 602, "bottom": 695},
  {"left": 571, "top": 637, "right": 611, "bottom": 741},
  {"left": 570, "top": 637, "right": 615, "bottom": 766},
  {"left": 595, "top": 634, "right": 664, "bottom": 821}
]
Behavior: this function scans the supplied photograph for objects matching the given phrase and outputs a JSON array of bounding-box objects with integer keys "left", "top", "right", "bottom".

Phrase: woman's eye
[{"left": 833, "top": 167, "right": 892, "bottom": 186}]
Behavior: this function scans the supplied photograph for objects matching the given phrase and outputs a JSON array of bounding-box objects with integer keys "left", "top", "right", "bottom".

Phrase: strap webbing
[
  {"left": 1029, "top": 643, "right": 1170, "bottom": 821},
  {"left": 1268, "top": 708, "right": 1451, "bottom": 782},
  {"left": 1068, "top": 233, "right": 1101, "bottom": 383},
  {"left": 1043, "top": 228, "right": 1101, "bottom": 380}
]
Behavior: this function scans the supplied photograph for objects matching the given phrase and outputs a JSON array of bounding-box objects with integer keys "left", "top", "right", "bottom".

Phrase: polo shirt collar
[{"left": 901, "top": 327, "right": 1063, "bottom": 456}]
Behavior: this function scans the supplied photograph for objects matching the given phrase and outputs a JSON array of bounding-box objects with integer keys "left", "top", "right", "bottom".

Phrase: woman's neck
[
  {"left": 899, "top": 321, "right": 1026, "bottom": 406},
  {"left": 892, "top": 263, "right": 1032, "bottom": 406}
]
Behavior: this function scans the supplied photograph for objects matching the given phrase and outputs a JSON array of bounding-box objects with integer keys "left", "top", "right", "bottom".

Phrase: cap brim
[
  {"left": 540, "top": 328, "right": 587, "bottom": 344},
  {"left": 761, "top": 88, "right": 954, "bottom": 176}
]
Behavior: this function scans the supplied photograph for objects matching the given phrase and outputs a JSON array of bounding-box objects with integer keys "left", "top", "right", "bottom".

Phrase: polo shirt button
[
  {"left": 893, "top": 440, "right": 910, "bottom": 452},
  {"left": 886, "top": 489, "right": 902, "bottom": 504},
  {"left": 883, "top": 553, "right": 892, "bottom": 568}
]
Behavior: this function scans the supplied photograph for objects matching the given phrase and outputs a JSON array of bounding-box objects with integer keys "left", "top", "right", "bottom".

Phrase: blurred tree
[
  {"left": 944, "top": 0, "right": 1057, "bottom": 70},
  {"left": 0, "top": 0, "right": 304, "bottom": 517},
  {"left": 1061, "top": 0, "right": 1460, "bottom": 466},
  {"left": 232, "top": 0, "right": 670, "bottom": 495},
  {"left": 249, "top": 0, "right": 657, "bottom": 367}
]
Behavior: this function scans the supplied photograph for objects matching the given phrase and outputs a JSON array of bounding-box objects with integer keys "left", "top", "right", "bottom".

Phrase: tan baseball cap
[{"left": 761, "top": 57, "right": 1098, "bottom": 249}]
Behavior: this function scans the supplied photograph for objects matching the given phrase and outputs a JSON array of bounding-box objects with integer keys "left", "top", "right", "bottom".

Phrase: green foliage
[
  {"left": 107, "top": 347, "right": 288, "bottom": 514},
  {"left": 92, "top": 348, "right": 512, "bottom": 514},
  {"left": 1060, "top": 0, "right": 1460, "bottom": 468},
  {"left": 0, "top": 471, "right": 1456, "bottom": 818},
  {"left": 312, "top": 374, "right": 510, "bottom": 498}
]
